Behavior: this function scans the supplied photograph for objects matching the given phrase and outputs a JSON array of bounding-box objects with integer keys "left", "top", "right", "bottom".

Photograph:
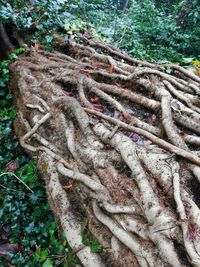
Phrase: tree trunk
[
  {"left": 9, "top": 33, "right": 200, "bottom": 267},
  {"left": 176, "top": 0, "right": 191, "bottom": 27},
  {"left": 120, "top": 0, "right": 129, "bottom": 11},
  {"left": 0, "top": 24, "right": 14, "bottom": 57}
]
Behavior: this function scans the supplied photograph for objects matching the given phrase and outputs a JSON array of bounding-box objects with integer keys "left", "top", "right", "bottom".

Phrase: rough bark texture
[{"left": 9, "top": 33, "right": 200, "bottom": 267}]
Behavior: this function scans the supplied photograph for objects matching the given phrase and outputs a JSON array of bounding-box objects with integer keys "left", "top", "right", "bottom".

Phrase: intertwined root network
[{"left": 10, "top": 35, "right": 200, "bottom": 267}]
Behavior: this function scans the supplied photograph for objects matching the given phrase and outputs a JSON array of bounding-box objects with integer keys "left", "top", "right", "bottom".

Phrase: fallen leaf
[
  {"left": 40, "top": 162, "right": 49, "bottom": 173},
  {"left": 186, "top": 223, "right": 200, "bottom": 242},
  {"left": 107, "top": 65, "right": 113, "bottom": 74},
  {"left": 195, "top": 68, "right": 200, "bottom": 76},
  {"left": 95, "top": 66, "right": 102, "bottom": 71},
  {"left": 129, "top": 133, "right": 151, "bottom": 146},
  {"left": 136, "top": 139, "right": 152, "bottom": 146},
  {"left": 34, "top": 43, "right": 40, "bottom": 51},
  {"left": 129, "top": 133, "right": 140, "bottom": 142},
  {"left": 91, "top": 96, "right": 99, "bottom": 103},
  {"left": 5, "top": 160, "right": 19, "bottom": 172},
  {"left": 0, "top": 243, "right": 18, "bottom": 260},
  {"left": 63, "top": 181, "right": 76, "bottom": 190},
  {"left": 93, "top": 104, "right": 105, "bottom": 113}
]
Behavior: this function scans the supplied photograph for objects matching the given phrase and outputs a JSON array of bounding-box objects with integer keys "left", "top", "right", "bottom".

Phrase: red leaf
[
  {"left": 90, "top": 96, "right": 99, "bottom": 103},
  {"left": 93, "top": 104, "right": 105, "bottom": 113},
  {"left": 129, "top": 132, "right": 140, "bottom": 142},
  {"left": 63, "top": 181, "right": 76, "bottom": 190},
  {"left": 186, "top": 223, "right": 200, "bottom": 242},
  {"left": 129, "top": 133, "right": 151, "bottom": 146},
  {"left": 95, "top": 66, "right": 102, "bottom": 71},
  {"left": 5, "top": 160, "right": 19, "bottom": 172},
  {"left": 107, "top": 65, "right": 113, "bottom": 74}
]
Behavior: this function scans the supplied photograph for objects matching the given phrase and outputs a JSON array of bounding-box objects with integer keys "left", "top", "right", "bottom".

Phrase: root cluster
[{"left": 10, "top": 34, "right": 200, "bottom": 267}]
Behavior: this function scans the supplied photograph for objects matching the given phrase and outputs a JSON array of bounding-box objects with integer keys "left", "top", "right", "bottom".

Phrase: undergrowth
[{"left": 0, "top": 0, "right": 199, "bottom": 62}]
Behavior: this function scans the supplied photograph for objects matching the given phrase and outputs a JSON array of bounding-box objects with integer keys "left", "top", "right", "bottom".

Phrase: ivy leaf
[
  {"left": 42, "top": 258, "right": 54, "bottom": 267},
  {"left": 3, "top": 127, "right": 11, "bottom": 135},
  {"left": 39, "top": 249, "right": 48, "bottom": 262},
  {"left": 165, "top": 67, "right": 172, "bottom": 74},
  {"left": 5, "top": 94, "right": 13, "bottom": 100},
  {"left": 82, "top": 233, "right": 90, "bottom": 246},
  {"left": 0, "top": 208, "right": 3, "bottom": 218},
  {"left": 182, "top": 57, "right": 194, "bottom": 64},
  {"left": 91, "top": 238, "right": 103, "bottom": 253},
  {"left": 0, "top": 80, "right": 6, "bottom": 87},
  {"left": 34, "top": 249, "right": 48, "bottom": 263},
  {"left": 8, "top": 53, "right": 18, "bottom": 60}
]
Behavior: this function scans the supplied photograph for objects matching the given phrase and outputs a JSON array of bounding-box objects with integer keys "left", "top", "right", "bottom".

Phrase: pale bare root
[{"left": 10, "top": 35, "right": 200, "bottom": 267}]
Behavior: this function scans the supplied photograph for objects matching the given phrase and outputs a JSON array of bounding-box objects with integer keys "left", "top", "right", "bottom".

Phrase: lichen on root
[{"left": 9, "top": 33, "right": 200, "bottom": 267}]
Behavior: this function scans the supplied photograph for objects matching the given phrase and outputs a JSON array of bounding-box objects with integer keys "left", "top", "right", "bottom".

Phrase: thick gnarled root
[{"left": 10, "top": 35, "right": 200, "bottom": 267}]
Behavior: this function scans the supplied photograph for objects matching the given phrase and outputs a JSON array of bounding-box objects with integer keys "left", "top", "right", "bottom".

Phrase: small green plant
[{"left": 81, "top": 218, "right": 103, "bottom": 254}]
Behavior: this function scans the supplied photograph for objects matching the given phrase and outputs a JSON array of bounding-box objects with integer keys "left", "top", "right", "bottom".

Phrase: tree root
[{"left": 10, "top": 34, "right": 200, "bottom": 267}]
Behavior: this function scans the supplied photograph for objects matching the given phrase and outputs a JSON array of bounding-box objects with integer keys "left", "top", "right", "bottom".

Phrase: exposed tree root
[{"left": 9, "top": 34, "right": 200, "bottom": 267}]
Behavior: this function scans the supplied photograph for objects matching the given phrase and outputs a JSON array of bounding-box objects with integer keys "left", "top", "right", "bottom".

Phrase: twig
[{"left": 0, "top": 172, "right": 33, "bottom": 193}]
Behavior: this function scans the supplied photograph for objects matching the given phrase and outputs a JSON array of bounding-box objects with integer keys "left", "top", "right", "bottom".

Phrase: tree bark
[
  {"left": 0, "top": 23, "right": 15, "bottom": 57},
  {"left": 176, "top": 0, "right": 191, "bottom": 27},
  {"left": 9, "top": 33, "right": 200, "bottom": 267}
]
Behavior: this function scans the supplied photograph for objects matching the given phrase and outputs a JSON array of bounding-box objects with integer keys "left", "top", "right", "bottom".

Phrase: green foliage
[
  {"left": 77, "top": 0, "right": 200, "bottom": 62},
  {"left": 0, "top": 48, "right": 25, "bottom": 166},
  {"left": 1, "top": 0, "right": 199, "bottom": 61},
  {"left": 0, "top": 0, "right": 82, "bottom": 50},
  {"left": 0, "top": 162, "right": 81, "bottom": 266},
  {"left": 81, "top": 218, "right": 103, "bottom": 254}
]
